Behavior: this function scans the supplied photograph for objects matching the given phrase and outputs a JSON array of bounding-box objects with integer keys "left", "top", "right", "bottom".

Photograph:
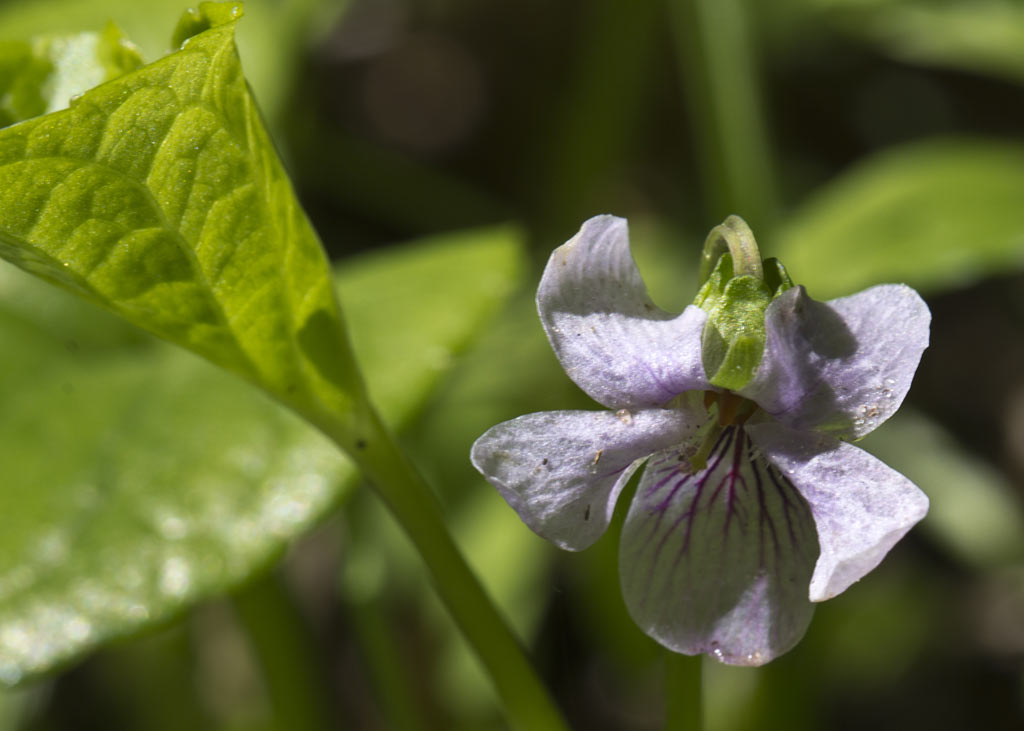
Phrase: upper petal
[
  {"left": 538, "top": 215, "right": 710, "bottom": 409},
  {"left": 471, "top": 406, "right": 703, "bottom": 551},
  {"left": 747, "top": 419, "right": 929, "bottom": 602},
  {"left": 619, "top": 426, "right": 819, "bottom": 666},
  {"left": 740, "top": 284, "right": 929, "bottom": 440}
]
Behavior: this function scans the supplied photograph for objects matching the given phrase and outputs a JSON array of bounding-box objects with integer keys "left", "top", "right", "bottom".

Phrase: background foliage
[{"left": 0, "top": 0, "right": 1023, "bottom": 728}]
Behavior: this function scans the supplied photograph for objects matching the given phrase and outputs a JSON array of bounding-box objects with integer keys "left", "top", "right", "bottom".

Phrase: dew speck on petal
[{"left": 709, "top": 642, "right": 725, "bottom": 662}]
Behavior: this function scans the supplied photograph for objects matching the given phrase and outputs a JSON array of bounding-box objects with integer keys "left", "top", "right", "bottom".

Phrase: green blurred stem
[
  {"left": 670, "top": 0, "right": 778, "bottom": 232},
  {"left": 665, "top": 652, "right": 704, "bottom": 731},
  {"left": 347, "top": 593, "right": 428, "bottom": 731},
  {"left": 232, "top": 573, "right": 336, "bottom": 731},
  {"left": 535, "top": 0, "right": 660, "bottom": 239},
  {"left": 324, "top": 405, "right": 568, "bottom": 731}
]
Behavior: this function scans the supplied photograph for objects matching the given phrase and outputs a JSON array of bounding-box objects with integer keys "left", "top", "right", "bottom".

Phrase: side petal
[
  {"left": 747, "top": 420, "right": 929, "bottom": 602},
  {"left": 471, "top": 407, "right": 704, "bottom": 551},
  {"left": 741, "top": 284, "right": 929, "bottom": 440},
  {"left": 538, "top": 215, "right": 710, "bottom": 409},
  {"left": 619, "top": 426, "right": 819, "bottom": 666}
]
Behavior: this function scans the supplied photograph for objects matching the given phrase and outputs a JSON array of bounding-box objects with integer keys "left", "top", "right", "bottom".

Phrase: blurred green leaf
[
  {"left": 0, "top": 25, "right": 142, "bottom": 128},
  {"left": 0, "top": 224, "right": 524, "bottom": 684},
  {"left": 775, "top": 138, "right": 1024, "bottom": 299},
  {"left": 0, "top": 41, "right": 50, "bottom": 130},
  {"left": 859, "top": 407, "right": 1024, "bottom": 568},
  {"left": 30, "top": 25, "right": 144, "bottom": 115},
  {"left": 0, "top": 0, "right": 337, "bottom": 119},
  {"left": 0, "top": 3, "right": 361, "bottom": 430},
  {"left": 341, "top": 226, "right": 524, "bottom": 424},
  {"left": 802, "top": 0, "right": 1024, "bottom": 84}
]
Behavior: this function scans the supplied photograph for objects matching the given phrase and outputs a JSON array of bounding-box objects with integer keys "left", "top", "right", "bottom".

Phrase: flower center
[
  {"left": 702, "top": 390, "right": 757, "bottom": 427},
  {"left": 688, "top": 391, "right": 758, "bottom": 472}
]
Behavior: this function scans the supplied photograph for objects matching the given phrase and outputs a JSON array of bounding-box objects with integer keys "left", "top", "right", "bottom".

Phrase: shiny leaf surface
[{"left": 0, "top": 225, "right": 522, "bottom": 684}]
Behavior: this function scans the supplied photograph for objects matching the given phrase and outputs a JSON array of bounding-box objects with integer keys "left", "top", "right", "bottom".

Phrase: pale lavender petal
[
  {"left": 538, "top": 215, "right": 710, "bottom": 409},
  {"left": 748, "top": 420, "right": 929, "bottom": 602},
  {"left": 741, "top": 284, "right": 929, "bottom": 440},
  {"left": 471, "top": 406, "right": 704, "bottom": 551},
  {"left": 619, "top": 426, "right": 818, "bottom": 666}
]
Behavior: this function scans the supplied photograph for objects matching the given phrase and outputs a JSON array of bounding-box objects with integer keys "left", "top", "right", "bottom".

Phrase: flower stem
[
  {"left": 665, "top": 652, "right": 704, "bottom": 731},
  {"left": 323, "top": 404, "right": 568, "bottom": 731},
  {"left": 670, "top": 0, "right": 778, "bottom": 234}
]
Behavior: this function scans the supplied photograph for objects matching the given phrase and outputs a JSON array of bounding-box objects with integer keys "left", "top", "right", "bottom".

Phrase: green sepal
[
  {"left": 763, "top": 256, "right": 794, "bottom": 297},
  {"left": 694, "top": 253, "right": 773, "bottom": 391}
]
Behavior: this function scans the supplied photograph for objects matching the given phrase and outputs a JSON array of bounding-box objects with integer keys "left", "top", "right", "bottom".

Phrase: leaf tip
[{"left": 171, "top": 2, "right": 244, "bottom": 50}]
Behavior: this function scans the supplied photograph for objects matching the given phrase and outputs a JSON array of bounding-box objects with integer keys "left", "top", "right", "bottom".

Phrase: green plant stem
[
  {"left": 535, "top": 0, "right": 660, "bottom": 240},
  {"left": 665, "top": 652, "right": 704, "bottom": 731},
  {"left": 670, "top": 0, "right": 778, "bottom": 232},
  {"left": 346, "top": 585, "right": 429, "bottom": 731},
  {"left": 232, "top": 572, "right": 336, "bottom": 731},
  {"left": 323, "top": 404, "right": 568, "bottom": 731}
]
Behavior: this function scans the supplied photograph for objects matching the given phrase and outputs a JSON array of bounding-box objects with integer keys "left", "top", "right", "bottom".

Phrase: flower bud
[{"left": 693, "top": 217, "right": 793, "bottom": 390}]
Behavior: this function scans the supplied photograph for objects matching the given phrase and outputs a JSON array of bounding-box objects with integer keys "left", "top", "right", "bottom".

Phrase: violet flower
[{"left": 471, "top": 215, "right": 930, "bottom": 665}]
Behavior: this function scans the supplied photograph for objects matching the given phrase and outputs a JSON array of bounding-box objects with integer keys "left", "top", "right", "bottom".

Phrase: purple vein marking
[
  {"left": 636, "top": 424, "right": 731, "bottom": 550},
  {"left": 598, "top": 463, "right": 633, "bottom": 480},
  {"left": 638, "top": 358, "right": 676, "bottom": 403},
  {"left": 715, "top": 429, "right": 750, "bottom": 540},
  {"left": 765, "top": 464, "right": 814, "bottom": 561},
  {"left": 751, "top": 455, "right": 782, "bottom": 571},
  {"left": 636, "top": 469, "right": 693, "bottom": 553},
  {"left": 635, "top": 428, "right": 737, "bottom": 604},
  {"left": 677, "top": 427, "right": 735, "bottom": 551}
]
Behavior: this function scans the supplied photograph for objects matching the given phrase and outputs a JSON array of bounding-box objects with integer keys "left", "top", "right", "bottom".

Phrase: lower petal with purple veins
[{"left": 619, "top": 426, "right": 819, "bottom": 665}]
